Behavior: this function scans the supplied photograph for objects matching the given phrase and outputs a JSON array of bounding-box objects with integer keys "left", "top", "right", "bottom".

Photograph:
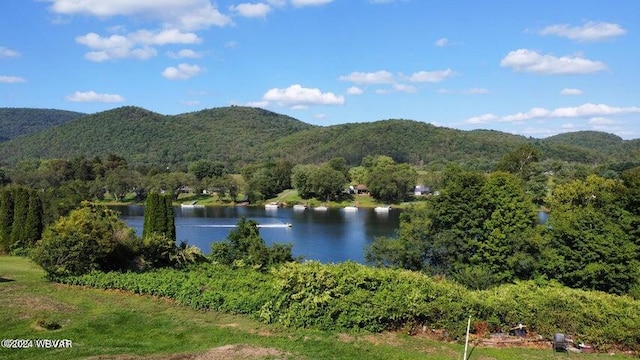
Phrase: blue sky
[{"left": 1, "top": 0, "right": 639, "bottom": 139}]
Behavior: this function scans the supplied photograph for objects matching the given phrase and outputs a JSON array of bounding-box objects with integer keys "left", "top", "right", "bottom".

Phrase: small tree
[{"left": 210, "top": 217, "right": 294, "bottom": 270}]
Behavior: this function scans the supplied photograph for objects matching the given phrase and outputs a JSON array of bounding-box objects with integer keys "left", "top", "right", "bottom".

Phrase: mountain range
[{"left": 1, "top": 106, "right": 638, "bottom": 168}]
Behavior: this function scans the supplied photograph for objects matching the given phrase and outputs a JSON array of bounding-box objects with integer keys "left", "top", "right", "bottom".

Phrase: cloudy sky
[{"left": 1, "top": 0, "right": 639, "bottom": 139}]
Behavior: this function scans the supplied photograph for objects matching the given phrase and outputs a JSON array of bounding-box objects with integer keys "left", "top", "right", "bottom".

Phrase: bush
[{"left": 31, "top": 203, "right": 139, "bottom": 276}]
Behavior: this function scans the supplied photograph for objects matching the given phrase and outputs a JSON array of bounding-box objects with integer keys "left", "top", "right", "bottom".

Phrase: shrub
[{"left": 31, "top": 202, "right": 138, "bottom": 276}]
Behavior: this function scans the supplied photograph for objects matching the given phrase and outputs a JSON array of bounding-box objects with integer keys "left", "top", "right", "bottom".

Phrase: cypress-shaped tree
[
  {"left": 142, "top": 193, "right": 159, "bottom": 239},
  {"left": 23, "top": 190, "right": 44, "bottom": 248},
  {"left": 0, "top": 188, "right": 15, "bottom": 254},
  {"left": 164, "top": 194, "right": 176, "bottom": 241},
  {"left": 143, "top": 193, "right": 175, "bottom": 241},
  {"left": 10, "top": 187, "right": 29, "bottom": 251}
]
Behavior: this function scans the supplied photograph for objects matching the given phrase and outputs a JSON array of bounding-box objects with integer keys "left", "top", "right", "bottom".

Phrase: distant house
[
  {"left": 355, "top": 184, "right": 369, "bottom": 195},
  {"left": 414, "top": 185, "right": 432, "bottom": 196}
]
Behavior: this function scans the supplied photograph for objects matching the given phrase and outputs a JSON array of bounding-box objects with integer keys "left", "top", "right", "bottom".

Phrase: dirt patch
[
  {"left": 337, "top": 332, "right": 404, "bottom": 347},
  {"left": 86, "top": 344, "right": 292, "bottom": 360},
  {"left": 195, "top": 344, "right": 291, "bottom": 359}
]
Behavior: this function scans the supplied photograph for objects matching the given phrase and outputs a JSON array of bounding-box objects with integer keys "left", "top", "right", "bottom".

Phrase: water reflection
[{"left": 111, "top": 205, "right": 400, "bottom": 264}]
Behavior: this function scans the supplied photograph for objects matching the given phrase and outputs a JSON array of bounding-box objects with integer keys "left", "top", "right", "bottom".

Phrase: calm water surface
[{"left": 111, "top": 205, "right": 400, "bottom": 264}]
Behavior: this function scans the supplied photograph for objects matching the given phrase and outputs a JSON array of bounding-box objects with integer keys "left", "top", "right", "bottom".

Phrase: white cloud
[
  {"left": 129, "top": 29, "right": 202, "bottom": 45},
  {"left": 76, "top": 29, "right": 200, "bottom": 61},
  {"left": 48, "top": 0, "right": 232, "bottom": 30},
  {"left": 231, "top": 3, "right": 272, "bottom": 18},
  {"left": 560, "top": 88, "right": 583, "bottom": 96},
  {"left": 347, "top": 86, "right": 364, "bottom": 95},
  {"left": 339, "top": 70, "right": 394, "bottom": 84},
  {"left": 549, "top": 103, "right": 640, "bottom": 118},
  {"left": 393, "top": 83, "right": 417, "bottom": 93},
  {"left": 291, "top": 0, "right": 334, "bottom": 7},
  {"left": 539, "top": 21, "right": 626, "bottom": 42},
  {"left": 76, "top": 32, "right": 157, "bottom": 61},
  {"left": 502, "top": 107, "right": 551, "bottom": 122},
  {"left": 65, "top": 90, "right": 125, "bottom": 103},
  {"left": 167, "top": 49, "right": 202, "bottom": 59},
  {"left": 181, "top": 100, "right": 201, "bottom": 106},
  {"left": 0, "top": 76, "right": 26, "bottom": 83},
  {"left": 409, "top": 69, "right": 455, "bottom": 83},
  {"left": 465, "top": 103, "right": 640, "bottom": 124},
  {"left": 162, "top": 63, "right": 204, "bottom": 80},
  {"left": 466, "top": 113, "right": 498, "bottom": 124},
  {"left": 0, "top": 47, "right": 20, "bottom": 59},
  {"left": 435, "top": 38, "right": 449, "bottom": 47},
  {"left": 262, "top": 84, "right": 344, "bottom": 107},
  {"left": 501, "top": 49, "right": 606, "bottom": 75}
]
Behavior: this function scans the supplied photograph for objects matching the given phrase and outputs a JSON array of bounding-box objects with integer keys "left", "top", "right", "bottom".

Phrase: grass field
[{"left": 0, "top": 256, "right": 634, "bottom": 359}]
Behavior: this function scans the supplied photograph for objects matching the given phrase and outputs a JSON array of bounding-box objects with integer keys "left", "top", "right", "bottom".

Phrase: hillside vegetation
[
  {"left": 0, "top": 108, "right": 84, "bottom": 142},
  {"left": 0, "top": 106, "right": 314, "bottom": 167},
  {"left": 0, "top": 106, "right": 639, "bottom": 168},
  {"left": 4, "top": 256, "right": 634, "bottom": 360}
]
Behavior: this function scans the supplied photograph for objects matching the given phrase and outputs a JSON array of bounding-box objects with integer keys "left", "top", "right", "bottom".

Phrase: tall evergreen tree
[
  {"left": 10, "top": 187, "right": 29, "bottom": 251},
  {"left": 142, "top": 192, "right": 175, "bottom": 241},
  {"left": 23, "top": 190, "right": 44, "bottom": 248},
  {"left": 0, "top": 188, "right": 15, "bottom": 254}
]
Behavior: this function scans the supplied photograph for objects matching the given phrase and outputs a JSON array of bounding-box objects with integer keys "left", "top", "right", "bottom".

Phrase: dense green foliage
[
  {"left": 0, "top": 106, "right": 313, "bottom": 168},
  {"left": 210, "top": 217, "right": 294, "bottom": 270},
  {"left": 367, "top": 166, "right": 640, "bottom": 296},
  {"left": 0, "top": 108, "right": 84, "bottom": 142},
  {"left": 367, "top": 167, "right": 541, "bottom": 289},
  {"left": 56, "top": 261, "right": 640, "bottom": 352},
  {"left": 30, "top": 203, "right": 138, "bottom": 276},
  {"left": 364, "top": 155, "right": 417, "bottom": 203},
  {"left": 542, "top": 175, "right": 640, "bottom": 295},
  {"left": 1, "top": 106, "right": 639, "bottom": 169},
  {"left": 142, "top": 193, "right": 175, "bottom": 241},
  {"left": 0, "top": 186, "right": 43, "bottom": 254},
  {"left": 291, "top": 162, "right": 348, "bottom": 201},
  {"left": 241, "top": 160, "right": 294, "bottom": 202}
]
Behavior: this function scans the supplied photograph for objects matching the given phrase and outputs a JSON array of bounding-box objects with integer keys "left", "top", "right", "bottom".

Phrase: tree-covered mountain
[
  {"left": 0, "top": 106, "right": 315, "bottom": 167},
  {"left": 0, "top": 106, "right": 638, "bottom": 168},
  {"left": 0, "top": 108, "right": 85, "bottom": 142},
  {"left": 262, "top": 120, "right": 530, "bottom": 166}
]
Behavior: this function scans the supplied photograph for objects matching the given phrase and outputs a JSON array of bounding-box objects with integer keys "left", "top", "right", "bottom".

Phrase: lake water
[{"left": 111, "top": 205, "right": 401, "bottom": 264}]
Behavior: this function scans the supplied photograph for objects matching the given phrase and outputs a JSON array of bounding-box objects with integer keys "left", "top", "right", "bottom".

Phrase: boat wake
[{"left": 180, "top": 223, "right": 292, "bottom": 228}]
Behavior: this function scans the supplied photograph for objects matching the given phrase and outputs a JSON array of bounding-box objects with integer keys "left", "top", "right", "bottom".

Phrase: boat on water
[
  {"left": 258, "top": 223, "right": 292, "bottom": 228},
  {"left": 181, "top": 201, "right": 204, "bottom": 208},
  {"left": 374, "top": 205, "right": 391, "bottom": 212},
  {"left": 184, "top": 223, "right": 291, "bottom": 228},
  {"left": 343, "top": 205, "right": 358, "bottom": 212},
  {"left": 293, "top": 204, "right": 307, "bottom": 211},
  {"left": 314, "top": 205, "right": 328, "bottom": 211},
  {"left": 265, "top": 202, "right": 279, "bottom": 210}
]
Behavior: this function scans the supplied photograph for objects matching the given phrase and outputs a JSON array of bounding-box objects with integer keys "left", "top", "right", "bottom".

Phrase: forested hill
[
  {"left": 0, "top": 106, "right": 638, "bottom": 167},
  {"left": 0, "top": 106, "right": 315, "bottom": 167},
  {"left": 0, "top": 108, "right": 85, "bottom": 142},
  {"left": 262, "top": 120, "right": 530, "bottom": 165}
]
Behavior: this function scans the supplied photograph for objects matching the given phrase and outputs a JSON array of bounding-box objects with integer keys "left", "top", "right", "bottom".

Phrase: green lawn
[{"left": 0, "top": 256, "right": 634, "bottom": 359}]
